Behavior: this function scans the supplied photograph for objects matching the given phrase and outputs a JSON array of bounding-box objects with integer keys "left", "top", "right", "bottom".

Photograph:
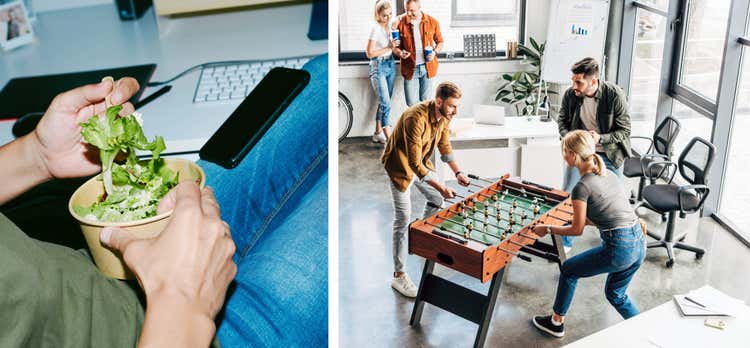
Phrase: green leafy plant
[
  {"left": 74, "top": 106, "right": 178, "bottom": 222},
  {"left": 495, "top": 38, "right": 557, "bottom": 116}
]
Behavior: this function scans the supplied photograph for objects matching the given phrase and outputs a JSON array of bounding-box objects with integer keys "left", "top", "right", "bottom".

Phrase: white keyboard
[{"left": 193, "top": 56, "right": 313, "bottom": 103}]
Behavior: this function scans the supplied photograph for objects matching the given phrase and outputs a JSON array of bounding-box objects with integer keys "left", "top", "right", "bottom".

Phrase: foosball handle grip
[
  {"left": 432, "top": 229, "right": 468, "bottom": 244},
  {"left": 468, "top": 174, "right": 480, "bottom": 180},
  {"left": 427, "top": 201, "right": 441, "bottom": 209},
  {"left": 517, "top": 254, "right": 532, "bottom": 262}
]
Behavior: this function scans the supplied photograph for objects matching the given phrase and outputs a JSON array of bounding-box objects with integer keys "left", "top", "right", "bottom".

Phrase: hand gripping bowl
[{"left": 68, "top": 158, "right": 205, "bottom": 279}]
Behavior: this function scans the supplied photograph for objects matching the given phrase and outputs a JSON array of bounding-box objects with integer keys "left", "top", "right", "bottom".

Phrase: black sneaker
[{"left": 532, "top": 315, "right": 565, "bottom": 338}]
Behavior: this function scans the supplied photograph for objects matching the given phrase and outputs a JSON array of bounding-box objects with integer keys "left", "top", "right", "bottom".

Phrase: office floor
[{"left": 338, "top": 138, "right": 750, "bottom": 348}]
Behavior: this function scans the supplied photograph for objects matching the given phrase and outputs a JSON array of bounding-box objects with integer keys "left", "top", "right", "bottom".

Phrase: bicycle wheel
[{"left": 338, "top": 92, "right": 353, "bottom": 142}]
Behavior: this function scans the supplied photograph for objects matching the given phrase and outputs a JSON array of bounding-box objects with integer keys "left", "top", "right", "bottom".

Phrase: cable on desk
[{"left": 146, "top": 60, "right": 258, "bottom": 87}]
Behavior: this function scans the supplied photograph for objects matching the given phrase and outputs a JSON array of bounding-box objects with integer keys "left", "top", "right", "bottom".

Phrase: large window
[
  {"left": 671, "top": 101, "right": 713, "bottom": 161},
  {"left": 339, "top": 0, "right": 523, "bottom": 59},
  {"left": 677, "top": 0, "right": 731, "bottom": 101},
  {"left": 629, "top": 8, "right": 668, "bottom": 140},
  {"left": 720, "top": 42, "right": 750, "bottom": 234}
]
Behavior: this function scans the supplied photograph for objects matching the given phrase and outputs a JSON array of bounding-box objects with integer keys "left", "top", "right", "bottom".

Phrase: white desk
[
  {"left": 435, "top": 116, "right": 564, "bottom": 189},
  {"left": 0, "top": 2, "right": 327, "bottom": 157},
  {"left": 565, "top": 285, "right": 750, "bottom": 348}
]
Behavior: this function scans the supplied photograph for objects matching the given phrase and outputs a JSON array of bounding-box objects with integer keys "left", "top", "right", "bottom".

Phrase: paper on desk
[{"left": 686, "top": 286, "right": 744, "bottom": 317}]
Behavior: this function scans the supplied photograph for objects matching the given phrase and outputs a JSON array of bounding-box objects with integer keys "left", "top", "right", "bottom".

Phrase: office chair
[
  {"left": 624, "top": 116, "right": 681, "bottom": 204},
  {"left": 637, "top": 137, "right": 716, "bottom": 268}
]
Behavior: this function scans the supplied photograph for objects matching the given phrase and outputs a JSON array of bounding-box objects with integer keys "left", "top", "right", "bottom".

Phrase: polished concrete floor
[{"left": 338, "top": 137, "right": 750, "bottom": 348}]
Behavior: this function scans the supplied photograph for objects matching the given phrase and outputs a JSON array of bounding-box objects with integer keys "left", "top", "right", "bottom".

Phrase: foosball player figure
[
  {"left": 533, "top": 204, "right": 540, "bottom": 215},
  {"left": 512, "top": 199, "right": 518, "bottom": 208}
]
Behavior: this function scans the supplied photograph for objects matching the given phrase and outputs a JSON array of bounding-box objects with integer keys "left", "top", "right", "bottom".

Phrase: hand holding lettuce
[{"left": 74, "top": 105, "right": 178, "bottom": 222}]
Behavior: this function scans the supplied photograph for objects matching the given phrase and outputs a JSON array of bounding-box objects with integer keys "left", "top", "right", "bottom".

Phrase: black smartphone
[{"left": 199, "top": 67, "right": 310, "bottom": 168}]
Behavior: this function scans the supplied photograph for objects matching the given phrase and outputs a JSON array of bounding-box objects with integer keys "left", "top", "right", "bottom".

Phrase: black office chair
[
  {"left": 624, "top": 116, "right": 681, "bottom": 204},
  {"left": 638, "top": 137, "right": 716, "bottom": 268}
]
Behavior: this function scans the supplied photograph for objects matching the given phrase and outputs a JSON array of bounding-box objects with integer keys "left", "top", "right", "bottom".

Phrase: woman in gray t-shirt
[{"left": 530, "top": 130, "right": 645, "bottom": 339}]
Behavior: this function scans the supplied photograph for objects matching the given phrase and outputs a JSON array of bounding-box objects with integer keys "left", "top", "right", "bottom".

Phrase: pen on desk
[
  {"left": 684, "top": 296, "right": 706, "bottom": 308},
  {"left": 134, "top": 85, "right": 172, "bottom": 109}
]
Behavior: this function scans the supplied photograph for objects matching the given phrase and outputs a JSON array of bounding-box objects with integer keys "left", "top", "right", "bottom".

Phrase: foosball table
[{"left": 408, "top": 174, "right": 574, "bottom": 348}]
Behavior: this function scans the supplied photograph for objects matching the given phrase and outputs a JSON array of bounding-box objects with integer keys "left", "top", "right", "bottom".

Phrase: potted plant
[{"left": 495, "top": 37, "right": 556, "bottom": 117}]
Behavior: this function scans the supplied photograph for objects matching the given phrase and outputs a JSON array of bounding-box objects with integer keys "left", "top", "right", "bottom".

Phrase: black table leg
[
  {"left": 473, "top": 268, "right": 504, "bottom": 348},
  {"left": 410, "top": 259, "right": 435, "bottom": 326},
  {"left": 408, "top": 259, "right": 507, "bottom": 348}
]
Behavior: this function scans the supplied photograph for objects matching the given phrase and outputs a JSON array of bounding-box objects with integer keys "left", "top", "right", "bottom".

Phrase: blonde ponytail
[
  {"left": 562, "top": 130, "right": 607, "bottom": 176},
  {"left": 591, "top": 153, "right": 606, "bottom": 176}
]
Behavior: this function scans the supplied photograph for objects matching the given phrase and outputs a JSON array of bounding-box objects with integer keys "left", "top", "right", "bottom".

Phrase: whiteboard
[{"left": 541, "top": 0, "right": 610, "bottom": 83}]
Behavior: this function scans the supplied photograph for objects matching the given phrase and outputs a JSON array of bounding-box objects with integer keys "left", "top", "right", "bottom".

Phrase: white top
[
  {"left": 411, "top": 19, "right": 425, "bottom": 65},
  {"left": 581, "top": 96, "right": 604, "bottom": 152},
  {"left": 368, "top": 24, "right": 392, "bottom": 58}
]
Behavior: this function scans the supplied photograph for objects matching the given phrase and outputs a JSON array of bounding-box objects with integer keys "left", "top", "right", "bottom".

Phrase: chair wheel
[
  {"left": 666, "top": 259, "right": 674, "bottom": 268},
  {"left": 661, "top": 214, "right": 668, "bottom": 222},
  {"left": 696, "top": 252, "right": 704, "bottom": 260}
]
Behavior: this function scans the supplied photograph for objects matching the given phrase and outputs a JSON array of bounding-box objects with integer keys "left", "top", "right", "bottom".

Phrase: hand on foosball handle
[
  {"left": 437, "top": 185, "right": 457, "bottom": 199},
  {"left": 456, "top": 173, "right": 471, "bottom": 187},
  {"left": 531, "top": 225, "right": 550, "bottom": 238}
]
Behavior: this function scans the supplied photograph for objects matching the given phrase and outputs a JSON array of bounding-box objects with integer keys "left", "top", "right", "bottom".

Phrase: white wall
[{"left": 339, "top": 0, "right": 552, "bottom": 137}]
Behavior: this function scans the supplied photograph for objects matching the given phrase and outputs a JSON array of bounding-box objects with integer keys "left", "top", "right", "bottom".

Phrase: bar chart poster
[
  {"left": 570, "top": 24, "right": 589, "bottom": 36},
  {"left": 566, "top": 0, "right": 594, "bottom": 39},
  {"left": 542, "top": 0, "right": 610, "bottom": 83}
]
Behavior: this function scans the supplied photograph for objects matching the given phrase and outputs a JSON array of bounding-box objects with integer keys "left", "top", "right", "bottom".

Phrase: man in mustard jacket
[{"left": 381, "top": 81, "right": 471, "bottom": 297}]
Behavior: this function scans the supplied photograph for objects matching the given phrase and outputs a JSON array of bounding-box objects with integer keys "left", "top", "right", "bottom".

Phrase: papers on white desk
[{"left": 673, "top": 286, "right": 743, "bottom": 317}]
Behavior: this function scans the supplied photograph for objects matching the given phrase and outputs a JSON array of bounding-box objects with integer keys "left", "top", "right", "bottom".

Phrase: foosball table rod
[
  {"left": 462, "top": 197, "right": 571, "bottom": 224},
  {"left": 423, "top": 217, "right": 532, "bottom": 262},
  {"left": 466, "top": 173, "right": 564, "bottom": 204},
  {"left": 467, "top": 182, "right": 557, "bottom": 209}
]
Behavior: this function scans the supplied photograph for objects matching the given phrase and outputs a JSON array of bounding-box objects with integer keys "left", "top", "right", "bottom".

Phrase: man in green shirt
[
  {"left": 557, "top": 57, "right": 632, "bottom": 249},
  {"left": 0, "top": 77, "right": 233, "bottom": 347}
]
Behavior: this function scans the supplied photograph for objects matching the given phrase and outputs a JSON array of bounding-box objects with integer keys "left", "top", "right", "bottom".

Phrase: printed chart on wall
[{"left": 541, "top": 0, "right": 610, "bottom": 83}]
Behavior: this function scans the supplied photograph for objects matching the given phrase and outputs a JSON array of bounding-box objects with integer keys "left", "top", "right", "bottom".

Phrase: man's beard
[{"left": 439, "top": 104, "right": 455, "bottom": 119}]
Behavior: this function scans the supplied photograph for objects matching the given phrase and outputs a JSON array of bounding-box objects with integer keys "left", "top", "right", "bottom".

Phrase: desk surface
[
  {"left": 0, "top": 2, "right": 327, "bottom": 154},
  {"left": 450, "top": 116, "right": 559, "bottom": 141},
  {"left": 564, "top": 285, "right": 750, "bottom": 348}
]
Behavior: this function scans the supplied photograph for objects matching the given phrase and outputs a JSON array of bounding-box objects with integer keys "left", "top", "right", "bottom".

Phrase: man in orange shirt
[{"left": 393, "top": 0, "right": 444, "bottom": 106}]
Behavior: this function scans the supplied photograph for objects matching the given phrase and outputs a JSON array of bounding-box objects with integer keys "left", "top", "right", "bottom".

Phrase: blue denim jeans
[
  {"left": 553, "top": 222, "right": 645, "bottom": 319},
  {"left": 369, "top": 57, "right": 396, "bottom": 127},
  {"left": 561, "top": 153, "right": 624, "bottom": 247},
  {"left": 404, "top": 64, "right": 434, "bottom": 106},
  {"left": 200, "top": 54, "right": 328, "bottom": 347}
]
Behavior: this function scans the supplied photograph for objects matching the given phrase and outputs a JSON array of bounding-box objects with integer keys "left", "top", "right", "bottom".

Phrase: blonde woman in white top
[{"left": 366, "top": 0, "right": 398, "bottom": 143}]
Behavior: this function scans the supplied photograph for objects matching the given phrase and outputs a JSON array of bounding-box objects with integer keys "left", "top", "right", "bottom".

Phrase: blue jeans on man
[
  {"left": 404, "top": 64, "right": 434, "bottom": 106},
  {"left": 203, "top": 54, "right": 328, "bottom": 346},
  {"left": 561, "top": 153, "right": 623, "bottom": 248},
  {"left": 369, "top": 57, "right": 396, "bottom": 127},
  {"left": 553, "top": 222, "right": 645, "bottom": 319}
]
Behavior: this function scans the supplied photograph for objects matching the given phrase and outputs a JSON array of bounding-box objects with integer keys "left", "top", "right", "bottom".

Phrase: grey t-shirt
[{"left": 571, "top": 172, "right": 637, "bottom": 230}]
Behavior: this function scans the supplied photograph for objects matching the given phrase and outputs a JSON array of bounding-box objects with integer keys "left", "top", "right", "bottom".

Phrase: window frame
[{"left": 338, "top": 0, "right": 527, "bottom": 62}]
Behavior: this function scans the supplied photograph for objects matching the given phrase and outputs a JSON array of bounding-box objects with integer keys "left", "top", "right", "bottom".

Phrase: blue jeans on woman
[
  {"left": 201, "top": 54, "right": 328, "bottom": 347},
  {"left": 369, "top": 57, "right": 396, "bottom": 127},
  {"left": 404, "top": 64, "right": 434, "bottom": 106},
  {"left": 553, "top": 222, "right": 645, "bottom": 319},
  {"left": 561, "top": 153, "right": 624, "bottom": 248}
]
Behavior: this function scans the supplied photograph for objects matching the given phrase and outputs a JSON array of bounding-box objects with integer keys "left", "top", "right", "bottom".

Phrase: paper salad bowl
[{"left": 68, "top": 158, "right": 205, "bottom": 279}]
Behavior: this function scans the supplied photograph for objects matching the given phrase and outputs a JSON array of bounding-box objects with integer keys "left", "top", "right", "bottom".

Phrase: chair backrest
[
  {"left": 678, "top": 137, "right": 716, "bottom": 185},
  {"left": 653, "top": 116, "right": 681, "bottom": 156}
]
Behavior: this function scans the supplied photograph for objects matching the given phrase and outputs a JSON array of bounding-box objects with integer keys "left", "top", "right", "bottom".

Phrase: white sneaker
[
  {"left": 563, "top": 246, "right": 572, "bottom": 255},
  {"left": 391, "top": 273, "right": 418, "bottom": 298},
  {"left": 372, "top": 132, "right": 386, "bottom": 144}
]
